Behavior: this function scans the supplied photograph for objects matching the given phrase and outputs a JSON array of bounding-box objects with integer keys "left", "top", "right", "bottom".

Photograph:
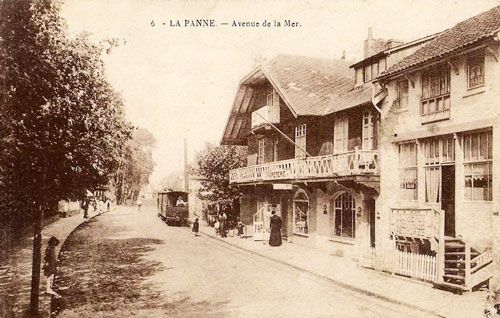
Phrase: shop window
[
  {"left": 293, "top": 190, "right": 309, "bottom": 235},
  {"left": 399, "top": 142, "right": 418, "bottom": 201},
  {"left": 463, "top": 131, "right": 492, "bottom": 201},
  {"left": 334, "top": 192, "right": 355, "bottom": 238},
  {"left": 467, "top": 53, "right": 485, "bottom": 89}
]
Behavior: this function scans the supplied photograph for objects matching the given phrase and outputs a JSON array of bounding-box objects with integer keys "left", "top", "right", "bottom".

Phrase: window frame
[
  {"left": 364, "top": 64, "right": 372, "bottom": 83},
  {"left": 333, "top": 192, "right": 356, "bottom": 239},
  {"left": 463, "top": 130, "right": 492, "bottom": 201},
  {"left": 257, "top": 137, "right": 266, "bottom": 164},
  {"left": 467, "top": 52, "right": 485, "bottom": 90},
  {"left": 293, "top": 190, "right": 309, "bottom": 235},
  {"left": 399, "top": 141, "right": 418, "bottom": 201},
  {"left": 397, "top": 79, "right": 409, "bottom": 108},
  {"left": 295, "top": 124, "right": 307, "bottom": 159}
]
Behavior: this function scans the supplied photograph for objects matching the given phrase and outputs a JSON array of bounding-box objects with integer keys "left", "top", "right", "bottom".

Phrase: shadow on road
[{"left": 52, "top": 217, "right": 232, "bottom": 318}]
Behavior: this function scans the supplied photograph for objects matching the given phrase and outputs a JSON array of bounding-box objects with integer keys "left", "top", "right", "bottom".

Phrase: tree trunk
[{"left": 29, "top": 205, "right": 43, "bottom": 317}]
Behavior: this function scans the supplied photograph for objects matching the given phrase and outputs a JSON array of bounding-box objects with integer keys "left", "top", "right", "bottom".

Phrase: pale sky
[{"left": 61, "top": 0, "right": 500, "bottom": 187}]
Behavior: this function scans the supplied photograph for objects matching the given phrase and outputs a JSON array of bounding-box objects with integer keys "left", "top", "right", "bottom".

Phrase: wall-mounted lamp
[{"left": 357, "top": 206, "right": 363, "bottom": 218}]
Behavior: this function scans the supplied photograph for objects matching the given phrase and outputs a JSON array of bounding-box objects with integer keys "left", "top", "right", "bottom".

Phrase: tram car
[{"left": 157, "top": 191, "right": 189, "bottom": 226}]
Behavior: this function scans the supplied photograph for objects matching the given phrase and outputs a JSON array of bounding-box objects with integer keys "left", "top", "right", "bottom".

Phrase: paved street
[{"left": 54, "top": 206, "right": 436, "bottom": 318}]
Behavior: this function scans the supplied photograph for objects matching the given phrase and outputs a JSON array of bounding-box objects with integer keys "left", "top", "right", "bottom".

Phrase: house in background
[{"left": 374, "top": 6, "right": 500, "bottom": 292}]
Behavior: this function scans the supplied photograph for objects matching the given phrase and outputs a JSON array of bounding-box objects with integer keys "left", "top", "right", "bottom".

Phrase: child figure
[
  {"left": 43, "top": 236, "right": 61, "bottom": 298},
  {"left": 214, "top": 220, "right": 220, "bottom": 235},
  {"left": 237, "top": 221, "right": 245, "bottom": 238},
  {"left": 192, "top": 218, "right": 200, "bottom": 236}
]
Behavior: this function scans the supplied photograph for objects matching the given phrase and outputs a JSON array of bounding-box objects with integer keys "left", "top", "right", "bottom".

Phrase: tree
[
  {"left": 193, "top": 143, "right": 246, "bottom": 219},
  {"left": 113, "top": 128, "right": 156, "bottom": 203},
  {"left": 160, "top": 171, "right": 185, "bottom": 192},
  {"left": 0, "top": 0, "right": 132, "bottom": 315}
]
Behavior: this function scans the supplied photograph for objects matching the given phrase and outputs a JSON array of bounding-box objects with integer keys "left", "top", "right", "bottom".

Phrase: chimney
[{"left": 364, "top": 27, "right": 387, "bottom": 59}]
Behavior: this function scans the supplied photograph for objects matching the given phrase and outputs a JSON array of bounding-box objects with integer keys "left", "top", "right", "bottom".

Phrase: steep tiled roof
[
  {"left": 263, "top": 55, "right": 354, "bottom": 116},
  {"left": 323, "top": 84, "right": 373, "bottom": 115},
  {"left": 381, "top": 5, "right": 500, "bottom": 77}
]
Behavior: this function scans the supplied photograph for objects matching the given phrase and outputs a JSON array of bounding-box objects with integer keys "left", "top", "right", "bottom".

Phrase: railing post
[
  {"left": 437, "top": 208, "right": 445, "bottom": 282},
  {"left": 465, "top": 242, "right": 471, "bottom": 291},
  {"left": 353, "top": 147, "right": 359, "bottom": 174}
]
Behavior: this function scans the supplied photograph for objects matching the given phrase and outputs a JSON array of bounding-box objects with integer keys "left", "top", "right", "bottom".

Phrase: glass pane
[
  {"left": 488, "top": 132, "right": 492, "bottom": 159},
  {"left": 334, "top": 208, "right": 342, "bottom": 236},
  {"left": 464, "top": 135, "right": 471, "bottom": 161},
  {"left": 471, "top": 134, "right": 478, "bottom": 160},
  {"left": 443, "top": 96, "right": 450, "bottom": 110},
  {"left": 479, "top": 132, "right": 488, "bottom": 160},
  {"left": 341, "top": 207, "right": 354, "bottom": 238},
  {"left": 422, "top": 75, "right": 429, "bottom": 99}
]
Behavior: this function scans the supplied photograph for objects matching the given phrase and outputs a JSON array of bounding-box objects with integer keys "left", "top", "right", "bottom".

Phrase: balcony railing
[
  {"left": 229, "top": 149, "right": 378, "bottom": 184},
  {"left": 251, "top": 105, "right": 280, "bottom": 129},
  {"left": 420, "top": 95, "right": 450, "bottom": 124}
]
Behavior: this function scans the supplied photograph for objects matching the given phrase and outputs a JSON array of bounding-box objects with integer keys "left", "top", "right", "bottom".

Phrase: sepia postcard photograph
[{"left": 1, "top": 0, "right": 500, "bottom": 317}]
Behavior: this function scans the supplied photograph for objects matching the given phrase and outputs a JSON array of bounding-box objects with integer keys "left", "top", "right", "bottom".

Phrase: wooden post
[
  {"left": 465, "top": 242, "right": 471, "bottom": 291},
  {"left": 353, "top": 147, "right": 359, "bottom": 174},
  {"left": 437, "top": 208, "right": 445, "bottom": 282}
]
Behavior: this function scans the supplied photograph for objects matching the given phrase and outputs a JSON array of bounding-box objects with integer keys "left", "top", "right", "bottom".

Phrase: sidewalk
[
  {"left": 198, "top": 224, "right": 488, "bottom": 318},
  {"left": 0, "top": 207, "right": 107, "bottom": 318}
]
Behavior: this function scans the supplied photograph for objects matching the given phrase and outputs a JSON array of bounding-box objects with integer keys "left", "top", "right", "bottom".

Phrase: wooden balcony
[
  {"left": 251, "top": 105, "right": 280, "bottom": 129},
  {"left": 420, "top": 95, "right": 450, "bottom": 124},
  {"left": 229, "top": 149, "right": 378, "bottom": 184}
]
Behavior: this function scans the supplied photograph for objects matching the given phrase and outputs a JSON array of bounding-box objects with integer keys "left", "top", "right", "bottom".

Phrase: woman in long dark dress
[{"left": 269, "top": 211, "right": 282, "bottom": 247}]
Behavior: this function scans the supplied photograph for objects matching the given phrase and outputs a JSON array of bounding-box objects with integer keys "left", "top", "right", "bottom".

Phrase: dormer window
[
  {"left": 467, "top": 52, "right": 485, "bottom": 89},
  {"left": 364, "top": 65, "right": 372, "bottom": 82}
]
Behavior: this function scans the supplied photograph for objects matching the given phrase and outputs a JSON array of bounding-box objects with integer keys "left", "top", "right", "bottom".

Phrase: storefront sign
[
  {"left": 391, "top": 209, "right": 435, "bottom": 239},
  {"left": 273, "top": 183, "right": 293, "bottom": 190}
]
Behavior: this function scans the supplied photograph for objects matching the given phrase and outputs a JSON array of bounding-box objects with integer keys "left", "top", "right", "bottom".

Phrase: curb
[
  {"left": 48, "top": 209, "right": 114, "bottom": 315},
  {"left": 199, "top": 228, "right": 447, "bottom": 318}
]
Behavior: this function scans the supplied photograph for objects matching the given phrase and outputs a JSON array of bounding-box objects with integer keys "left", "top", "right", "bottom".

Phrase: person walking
[
  {"left": 43, "top": 236, "right": 61, "bottom": 298},
  {"left": 269, "top": 210, "right": 282, "bottom": 247},
  {"left": 192, "top": 217, "right": 200, "bottom": 236},
  {"left": 105, "top": 198, "right": 110, "bottom": 212}
]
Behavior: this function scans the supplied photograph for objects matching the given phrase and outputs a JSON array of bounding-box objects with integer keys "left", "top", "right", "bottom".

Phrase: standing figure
[
  {"left": 269, "top": 210, "right": 282, "bottom": 247},
  {"left": 192, "top": 217, "right": 200, "bottom": 236},
  {"left": 237, "top": 221, "right": 245, "bottom": 238},
  {"left": 137, "top": 199, "right": 142, "bottom": 212},
  {"left": 105, "top": 198, "right": 111, "bottom": 212},
  {"left": 218, "top": 211, "right": 227, "bottom": 238},
  {"left": 43, "top": 236, "right": 61, "bottom": 298},
  {"left": 82, "top": 199, "right": 89, "bottom": 219}
]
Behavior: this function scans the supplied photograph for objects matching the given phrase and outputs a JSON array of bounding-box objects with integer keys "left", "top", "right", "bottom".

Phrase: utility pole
[{"left": 184, "top": 136, "right": 189, "bottom": 193}]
